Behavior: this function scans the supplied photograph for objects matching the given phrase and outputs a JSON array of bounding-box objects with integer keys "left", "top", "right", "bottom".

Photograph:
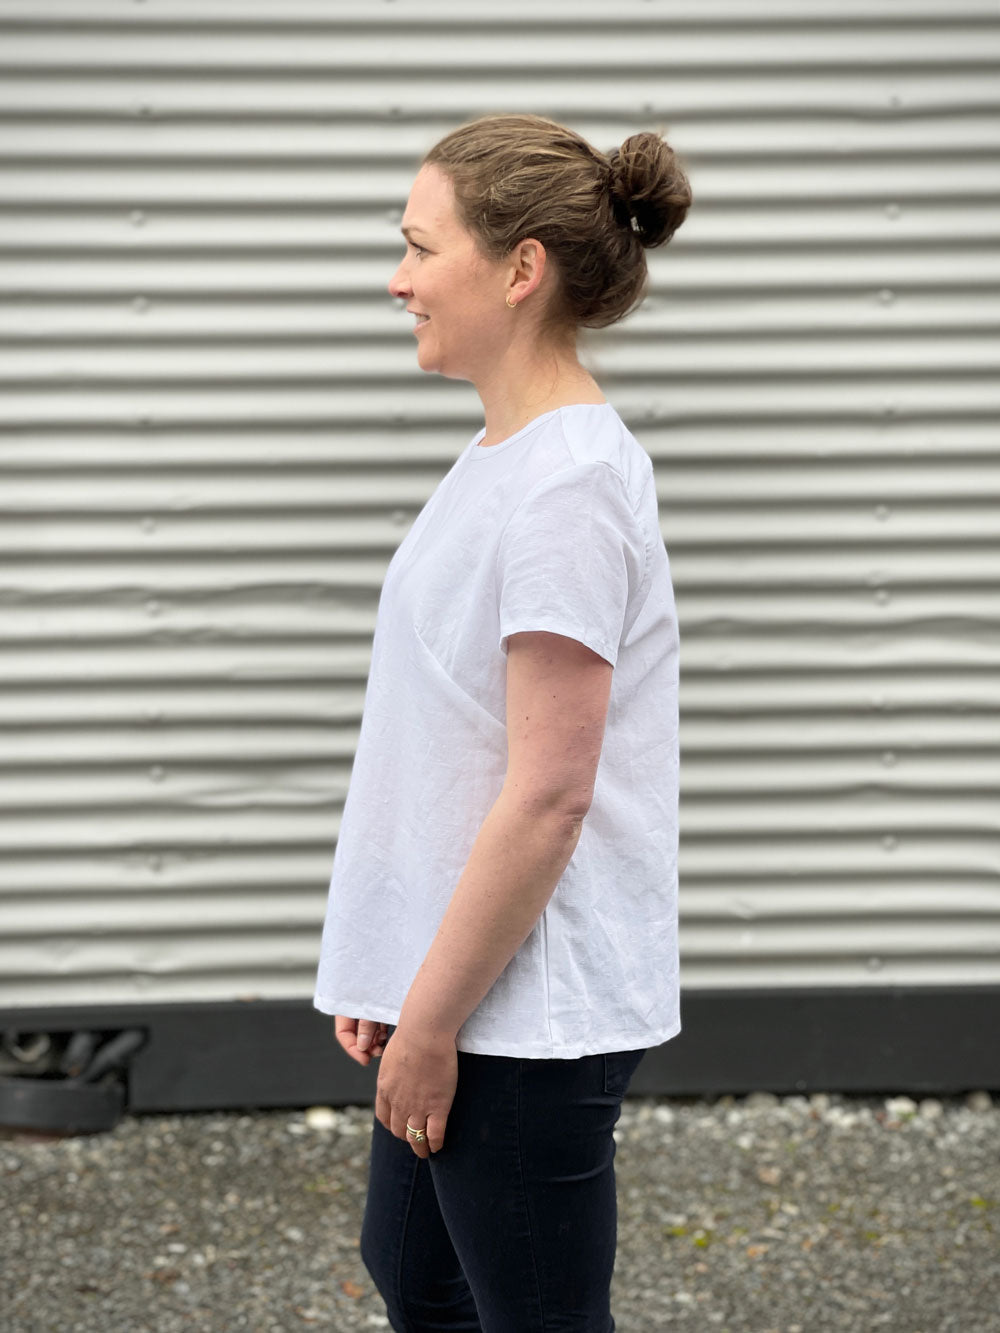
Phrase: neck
[{"left": 472, "top": 335, "right": 606, "bottom": 447}]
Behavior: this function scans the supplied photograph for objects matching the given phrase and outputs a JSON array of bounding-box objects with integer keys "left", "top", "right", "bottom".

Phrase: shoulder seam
[{"left": 557, "top": 410, "right": 648, "bottom": 521}]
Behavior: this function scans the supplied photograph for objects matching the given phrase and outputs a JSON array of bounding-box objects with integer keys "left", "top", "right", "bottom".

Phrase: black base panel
[{"left": 1, "top": 987, "right": 997, "bottom": 1115}]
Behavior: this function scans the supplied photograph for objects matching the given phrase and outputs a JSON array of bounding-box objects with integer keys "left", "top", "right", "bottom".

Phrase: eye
[{"left": 407, "top": 241, "right": 427, "bottom": 257}]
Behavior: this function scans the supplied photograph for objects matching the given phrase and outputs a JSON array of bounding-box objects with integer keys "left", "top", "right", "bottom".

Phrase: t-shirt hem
[
  {"left": 499, "top": 619, "right": 618, "bottom": 667},
  {"left": 314, "top": 993, "right": 680, "bottom": 1060},
  {"left": 453, "top": 1019, "right": 681, "bottom": 1059},
  {"left": 313, "top": 993, "right": 401, "bottom": 1024}
]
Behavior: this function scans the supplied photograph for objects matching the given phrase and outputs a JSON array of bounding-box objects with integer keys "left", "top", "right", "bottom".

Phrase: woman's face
[{"left": 388, "top": 164, "right": 512, "bottom": 382}]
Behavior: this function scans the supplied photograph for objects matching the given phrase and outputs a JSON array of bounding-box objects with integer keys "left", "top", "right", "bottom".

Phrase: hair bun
[{"left": 607, "top": 132, "right": 692, "bottom": 249}]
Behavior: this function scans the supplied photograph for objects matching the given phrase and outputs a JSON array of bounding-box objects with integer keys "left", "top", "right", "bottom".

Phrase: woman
[{"left": 314, "top": 112, "right": 692, "bottom": 1331}]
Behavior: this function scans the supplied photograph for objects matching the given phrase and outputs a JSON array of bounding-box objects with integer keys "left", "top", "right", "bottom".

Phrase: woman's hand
[
  {"left": 374, "top": 1022, "right": 457, "bottom": 1159},
  {"left": 334, "top": 1015, "right": 388, "bottom": 1067}
]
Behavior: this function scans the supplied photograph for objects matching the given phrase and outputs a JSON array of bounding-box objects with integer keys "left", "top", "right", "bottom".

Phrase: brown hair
[{"left": 422, "top": 112, "right": 692, "bottom": 341}]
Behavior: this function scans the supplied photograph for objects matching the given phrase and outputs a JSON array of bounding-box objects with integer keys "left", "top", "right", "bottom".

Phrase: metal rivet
[
  {"left": 882, "top": 835, "right": 897, "bottom": 851},
  {"left": 875, "top": 505, "right": 890, "bottom": 521}
]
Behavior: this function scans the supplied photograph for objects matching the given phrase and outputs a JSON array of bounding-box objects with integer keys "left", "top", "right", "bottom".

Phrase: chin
[
  {"left": 418, "top": 350, "right": 463, "bottom": 380},
  {"left": 415, "top": 334, "right": 474, "bottom": 381},
  {"left": 416, "top": 343, "right": 440, "bottom": 374}
]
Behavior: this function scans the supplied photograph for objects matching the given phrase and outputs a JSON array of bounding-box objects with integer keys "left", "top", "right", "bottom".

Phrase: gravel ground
[{"left": 2, "top": 1090, "right": 997, "bottom": 1333}]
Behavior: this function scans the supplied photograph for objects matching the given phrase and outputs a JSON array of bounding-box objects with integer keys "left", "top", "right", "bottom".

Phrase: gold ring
[{"left": 405, "top": 1122, "right": 427, "bottom": 1142}]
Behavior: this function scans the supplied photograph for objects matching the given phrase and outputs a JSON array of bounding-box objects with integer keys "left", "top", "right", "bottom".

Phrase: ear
[{"left": 506, "top": 238, "right": 548, "bottom": 307}]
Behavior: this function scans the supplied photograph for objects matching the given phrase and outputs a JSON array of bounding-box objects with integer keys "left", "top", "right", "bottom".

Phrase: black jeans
[{"left": 360, "top": 1038, "right": 646, "bottom": 1332}]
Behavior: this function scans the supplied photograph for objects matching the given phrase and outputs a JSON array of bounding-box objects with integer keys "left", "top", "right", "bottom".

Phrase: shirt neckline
[{"left": 467, "top": 402, "right": 614, "bottom": 459}]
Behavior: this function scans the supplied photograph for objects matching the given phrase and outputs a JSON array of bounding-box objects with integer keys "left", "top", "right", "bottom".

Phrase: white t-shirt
[{"left": 313, "top": 402, "right": 680, "bottom": 1058}]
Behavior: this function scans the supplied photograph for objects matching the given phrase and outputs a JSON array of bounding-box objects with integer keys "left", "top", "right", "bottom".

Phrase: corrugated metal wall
[{"left": 2, "top": 0, "right": 998, "bottom": 1008}]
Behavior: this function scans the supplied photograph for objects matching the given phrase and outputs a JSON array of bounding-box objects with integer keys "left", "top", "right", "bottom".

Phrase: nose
[{"left": 388, "top": 256, "right": 411, "bottom": 299}]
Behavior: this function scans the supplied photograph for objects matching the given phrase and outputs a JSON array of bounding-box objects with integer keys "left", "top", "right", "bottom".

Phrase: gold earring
[{"left": 505, "top": 295, "right": 516, "bottom": 308}]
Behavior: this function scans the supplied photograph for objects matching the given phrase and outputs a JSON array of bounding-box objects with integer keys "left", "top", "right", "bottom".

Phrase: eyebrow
[{"left": 401, "top": 224, "right": 428, "bottom": 240}]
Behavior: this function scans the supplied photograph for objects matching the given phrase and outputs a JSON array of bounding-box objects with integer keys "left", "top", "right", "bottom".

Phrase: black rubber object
[{"left": 0, "top": 1073, "right": 125, "bottom": 1135}]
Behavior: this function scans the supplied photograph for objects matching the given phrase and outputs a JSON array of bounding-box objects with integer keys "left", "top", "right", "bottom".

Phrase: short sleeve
[{"left": 496, "top": 463, "right": 646, "bottom": 666}]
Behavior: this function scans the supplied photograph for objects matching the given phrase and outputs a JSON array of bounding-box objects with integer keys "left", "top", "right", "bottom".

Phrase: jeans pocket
[{"left": 602, "top": 1047, "right": 646, "bottom": 1098}]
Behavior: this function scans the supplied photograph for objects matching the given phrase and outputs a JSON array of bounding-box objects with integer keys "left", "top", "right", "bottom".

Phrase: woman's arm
[{"left": 375, "top": 628, "right": 614, "bottom": 1153}]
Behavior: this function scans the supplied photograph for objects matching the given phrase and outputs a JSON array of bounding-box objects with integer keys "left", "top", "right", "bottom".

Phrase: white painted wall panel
[{"left": 1, "top": 0, "right": 997, "bottom": 1006}]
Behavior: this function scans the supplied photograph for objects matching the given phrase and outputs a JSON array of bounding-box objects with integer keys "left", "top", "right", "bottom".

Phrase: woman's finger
[
  {"left": 403, "top": 1115, "right": 431, "bottom": 1159},
  {"left": 374, "top": 1086, "right": 392, "bottom": 1133},
  {"left": 425, "top": 1111, "right": 446, "bottom": 1155},
  {"left": 333, "top": 1014, "right": 356, "bottom": 1051},
  {"left": 333, "top": 1015, "right": 366, "bottom": 1064},
  {"left": 367, "top": 1022, "right": 389, "bottom": 1056},
  {"left": 356, "top": 1018, "right": 379, "bottom": 1053},
  {"left": 333, "top": 1015, "right": 373, "bottom": 1066},
  {"left": 389, "top": 1100, "right": 411, "bottom": 1144}
]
